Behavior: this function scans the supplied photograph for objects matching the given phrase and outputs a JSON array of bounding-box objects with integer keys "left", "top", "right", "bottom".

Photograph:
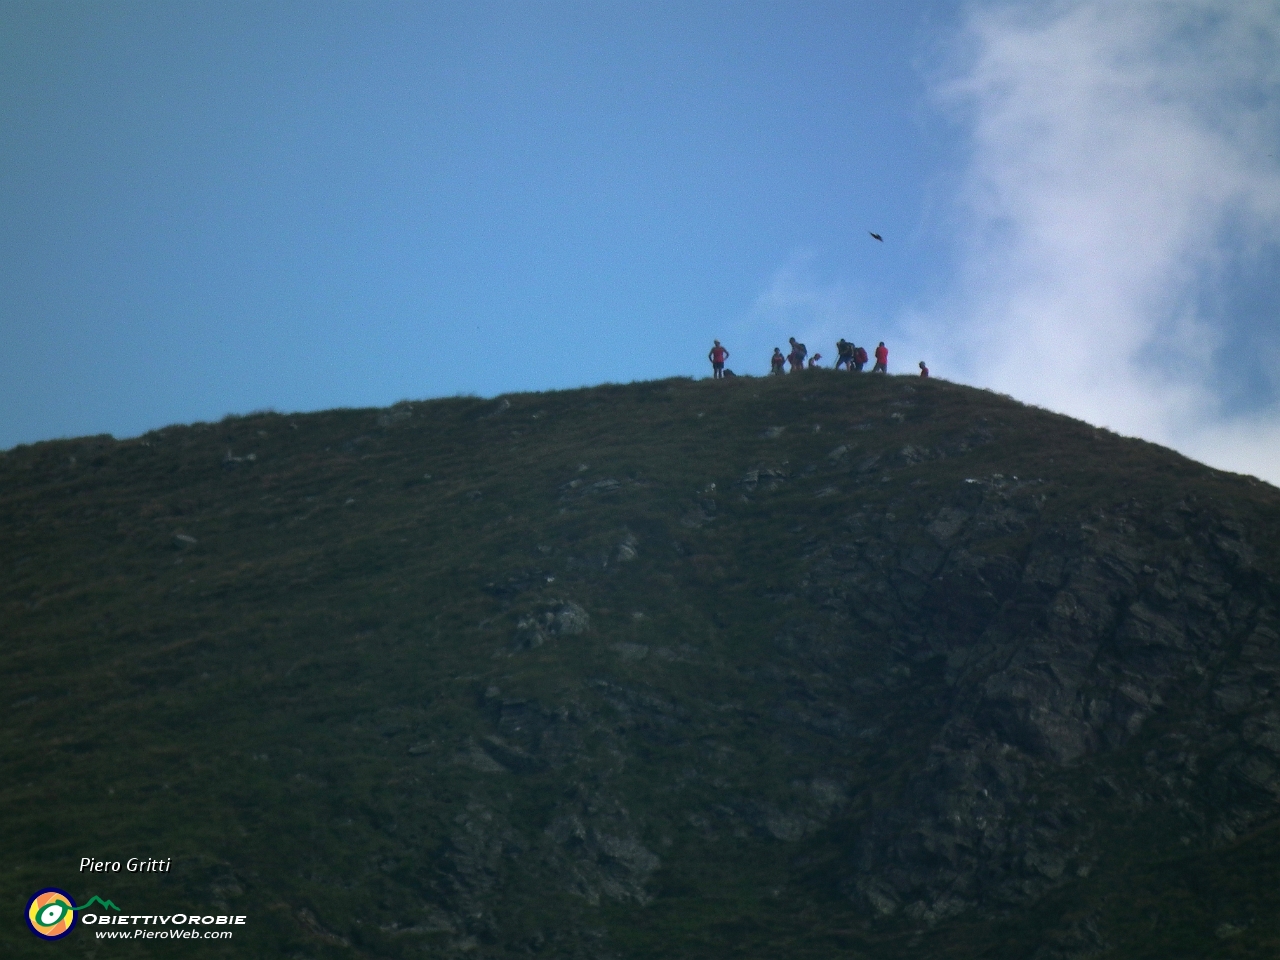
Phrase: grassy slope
[{"left": 3, "top": 371, "right": 1279, "bottom": 958}]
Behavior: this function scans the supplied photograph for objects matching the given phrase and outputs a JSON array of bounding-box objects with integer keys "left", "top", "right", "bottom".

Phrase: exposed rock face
[
  {"left": 545, "top": 795, "right": 660, "bottom": 905},
  {"left": 794, "top": 480, "right": 1279, "bottom": 922},
  {"left": 475, "top": 478, "right": 1279, "bottom": 936},
  {"left": 514, "top": 600, "right": 590, "bottom": 648}
]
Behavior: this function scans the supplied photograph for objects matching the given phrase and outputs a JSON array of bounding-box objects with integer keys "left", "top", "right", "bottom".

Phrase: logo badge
[{"left": 27, "top": 888, "right": 77, "bottom": 940}]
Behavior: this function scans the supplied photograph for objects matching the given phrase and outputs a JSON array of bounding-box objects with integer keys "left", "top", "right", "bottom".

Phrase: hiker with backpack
[
  {"left": 708, "top": 340, "right": 730, "bottom": 379},
  {"left": 834, "top": 339, "right": 854, "bottom": 370},
  {"left": 873, "top": 342, "right": 888, "bottom": 373},
  {"left": 770, "top": 348, "right": 786, "bottom": 375},
  {"left": 852, "top": 344, "right": 868, "bottom": 371},
  {"left": 787, "top": 337, "right": 807, "bottom": 372}
]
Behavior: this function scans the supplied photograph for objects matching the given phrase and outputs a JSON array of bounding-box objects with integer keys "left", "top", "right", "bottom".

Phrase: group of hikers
[{"left": 708, "top": 338, "right": 927, "bottom": 379}]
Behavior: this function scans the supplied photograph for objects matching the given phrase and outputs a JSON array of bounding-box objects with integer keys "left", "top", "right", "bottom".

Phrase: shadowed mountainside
[{"left": 4, "top": 372, "right": 1280, "bottom": 958}]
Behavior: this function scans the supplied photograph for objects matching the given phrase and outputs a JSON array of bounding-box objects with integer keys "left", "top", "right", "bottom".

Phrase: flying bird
[{"left": 869, "top": 232, "right": 883, "bottom": 242}]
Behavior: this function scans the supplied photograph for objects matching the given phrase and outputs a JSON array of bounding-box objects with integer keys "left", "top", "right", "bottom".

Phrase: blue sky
[{"left": 3, "top": 1, "right": 1278, "bottom": 482}]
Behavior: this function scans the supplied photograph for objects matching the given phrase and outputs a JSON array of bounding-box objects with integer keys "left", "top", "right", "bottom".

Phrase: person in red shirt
[
  {"left": 708, "top": 340, "right": 730, "bottom": 379},
  {"left": 873, "top": 341, "right": 888, "bottom": 373},
  {"left": 918, "top": 360, "right": 929, "bottom": 378}
]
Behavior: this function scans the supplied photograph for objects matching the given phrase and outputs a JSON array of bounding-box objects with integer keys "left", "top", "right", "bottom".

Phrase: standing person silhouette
[
  {"left": 708, "top": 340, "right": 729, "bottom": 379},
  {"left": 918, "top": 360, "right": 929, "bottom": 378},
  {"left": 787, "top": 337, "right": 807, "bottom": 372},
  {"left": 873, "top": 341, "right": 888, "bottom": 373},
  {"left": 770, "top": 348, "right": 786, "bottom": 375}
]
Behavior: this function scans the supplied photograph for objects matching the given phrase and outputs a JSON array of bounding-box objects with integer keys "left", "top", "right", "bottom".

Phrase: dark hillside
[{"left": 4, "top": 372, "right": 1280, "bottom": 958}]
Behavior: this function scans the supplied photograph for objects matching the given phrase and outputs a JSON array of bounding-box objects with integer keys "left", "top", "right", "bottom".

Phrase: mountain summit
[{"left": 5, "top": 373, "right": 1279, "bottom": 958}]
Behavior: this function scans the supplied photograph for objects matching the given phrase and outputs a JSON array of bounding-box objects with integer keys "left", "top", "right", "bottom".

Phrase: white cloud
[{"left": 920, "top": 0, "right": 1280, "bottom": 483}]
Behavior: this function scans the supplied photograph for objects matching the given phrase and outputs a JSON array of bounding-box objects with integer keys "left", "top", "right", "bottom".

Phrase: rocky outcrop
[
  {"left": 794, "top": 481, "right": 1279, "bottom": 921},
  {"left": 513, "top": 600, "right": 591, "bottom": 648},
  {"left": 544, "top": 795, "right": 660, "bottom": 905}
]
